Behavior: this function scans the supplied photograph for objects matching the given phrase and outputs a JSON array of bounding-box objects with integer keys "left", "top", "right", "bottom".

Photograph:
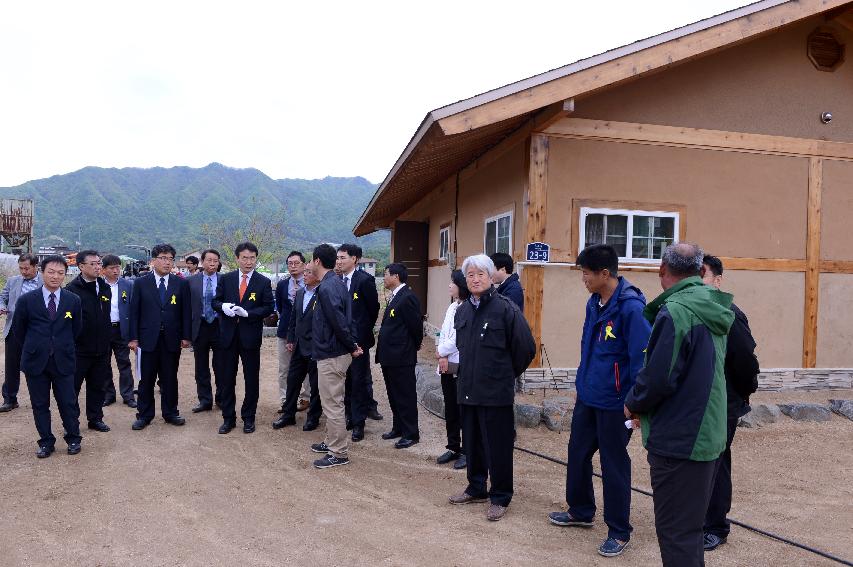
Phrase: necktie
[
  {"left": 48, "top": 293, "right": 57, "bottom": 320},
  {"left": 203, "top": 277, "right": 215, "bottom": 323},
  {"left": 159, "top": 277, "right": 166, "bottom": 305},
  {"left": 344, "top": 275, "right": 350, "bottom": 291},
  {"left": 239, "top": 273, "right": 248, "bottom": 302}
]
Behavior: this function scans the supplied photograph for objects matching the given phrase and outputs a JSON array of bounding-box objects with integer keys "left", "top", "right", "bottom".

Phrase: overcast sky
[{"left": 0, "top": 0, "right": 747, "bottom": 187}]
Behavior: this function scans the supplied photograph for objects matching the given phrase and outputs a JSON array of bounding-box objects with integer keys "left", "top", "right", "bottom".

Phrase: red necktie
[{"left": 239, "top": 274, "right": 248, "bottom": 302}]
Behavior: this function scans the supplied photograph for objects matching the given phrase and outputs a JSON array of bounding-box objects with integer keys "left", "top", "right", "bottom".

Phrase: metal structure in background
[{"left": 0, "top": 198, "right": 34, "bottom": 255}]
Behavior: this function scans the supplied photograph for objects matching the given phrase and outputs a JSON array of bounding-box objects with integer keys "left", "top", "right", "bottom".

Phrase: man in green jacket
[{"left": 624, "top": 243, "right": 733, "bottom": 567}]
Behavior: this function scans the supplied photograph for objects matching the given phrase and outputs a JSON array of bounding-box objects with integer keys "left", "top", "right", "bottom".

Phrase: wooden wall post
[
  {"left": 522, "top": 134, "right": 549, "bottom": 367},
  {"left": 803, "top": 157, "right": 823, "bottom": 368}
]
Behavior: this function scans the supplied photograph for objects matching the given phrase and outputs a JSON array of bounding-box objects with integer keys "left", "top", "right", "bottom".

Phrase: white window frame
[
  {"left": 578, "top": 206, "right": 680, "bottom": 264},
  {"left": 484, "top": 210, "right": 513, "bottom": 256},
  {"left": 438, "top": 226, "right": 450, "bottom": 261}
]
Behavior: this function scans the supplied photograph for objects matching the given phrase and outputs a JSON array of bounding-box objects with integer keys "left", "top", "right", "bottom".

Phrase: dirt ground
[{"left": 1, "top": 340, "right": 852, "bottom": 567}]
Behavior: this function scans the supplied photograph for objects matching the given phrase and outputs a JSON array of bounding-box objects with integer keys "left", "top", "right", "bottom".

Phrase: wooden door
[{"left": 392, "top": 220, "right": 428, "bottom": 315}]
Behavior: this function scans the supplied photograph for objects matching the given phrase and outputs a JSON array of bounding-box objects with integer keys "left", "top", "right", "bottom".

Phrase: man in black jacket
[
  {"left": 212, "top": 242, "right": 275, "bottom": 434},
  {"left": 338, "top": 244, "right": 382, "bottom": 442},
  {"left": 376, "top": 263, "right": 423, "bottom": 448},
  {"left": 65, "top": 250, "right": 113, "bottom": 433},
  {"left": 489, "top": 252, "right": 524, "bottom": 311},
  {"left": 448, "top": 254, "right": 536, "bottom": 522},
  {"left": 310, "top": 244, "right": 362, "bottom": 469},
  {"left": 273, "top": 263, "right": 322, "bottom": 431},
  {"left": 701, "top": 255, "right": 760, "bottom": 551}
]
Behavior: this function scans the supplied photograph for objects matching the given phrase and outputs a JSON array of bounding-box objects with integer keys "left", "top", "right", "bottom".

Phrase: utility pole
[{"left": 77, "top": 226, "right": 82, "bottom": 251}]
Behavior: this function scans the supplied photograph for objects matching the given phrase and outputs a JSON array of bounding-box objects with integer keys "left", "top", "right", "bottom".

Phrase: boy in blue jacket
[{"left": 548, "top": 244, "right": 652, "bottom": 558}]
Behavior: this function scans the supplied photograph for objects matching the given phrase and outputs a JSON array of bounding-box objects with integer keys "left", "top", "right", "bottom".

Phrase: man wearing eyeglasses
[
  {"left": 274, "top": 251, "right": 309, "bottom": 414},
  {"left": 128, "top": 244, "right": 192, "bottom": 430},
  {"left": 65, "top": 250, "right": 113, "bottom": 433}
]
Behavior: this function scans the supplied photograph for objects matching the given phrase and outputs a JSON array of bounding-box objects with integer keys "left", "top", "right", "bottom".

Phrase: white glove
[
  {"left": 222, "top": 303, "right": 236, "bottom": 317},
  {"left": 233, "top": 306, "right": 249, "bottom": 318}
]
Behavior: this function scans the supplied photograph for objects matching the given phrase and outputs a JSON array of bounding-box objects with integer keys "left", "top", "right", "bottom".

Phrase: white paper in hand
[{"left": 233, "top": 306, "right": 249, "bottom": 318}]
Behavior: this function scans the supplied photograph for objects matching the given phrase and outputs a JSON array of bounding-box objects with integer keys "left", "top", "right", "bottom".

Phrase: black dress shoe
[
  {"left": 0, "top": 401, "right": 19, "bottom": 412},
  {"left": 164, "top": 416, "right": 186, "bottom": 426},
  {"left": 123, "top": 398, "right": 137, "bottom": 408},
  {"left": 219, "top": 421, "right": 236, "bottom": 434},
  {"left": 351, "top": 424, "right": 364, "bottom": 442},
  {"left": 102, "top": 398, "right": 116, "bottom": 407},
  {"left": 87, "top": 420, "right": 111, "bottom": 432},
  {"left": 437, "top": 450, "right": 461, "bottom": 465},
  {"left": 36, "top": 446, "right": 55, "bottom": 459},
  {"left": 367, "top": 408, "right": 384, "bottom": 421},
  {"left": 192, "top": 403, "right": 212, "bottom": 413},
  {"left": 453, "top": 454, "right": 467, "bottom": 470},
  {"left": 381, "top": 430, "right": 402, "bottom": 440},
  {"left": 273, "top": 415, "right": 296, "bottom": 429},
  {"left": 395, "top": 437, "right": 419, "bottom": 449},
  {"left": 302, "top": 420, "right": 319, "bottom": 432},
  {"left": 243, "top": 421, "right": 256, "bottom": 434},
  {"left": 67, "top": 442, "right": 82, "bottom": 455},
  {"left": 132, "top": 418, "right": 150, "bottom": 430}
]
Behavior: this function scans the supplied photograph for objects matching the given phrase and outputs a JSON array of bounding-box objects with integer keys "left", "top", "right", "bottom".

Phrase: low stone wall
[{"left": 520, "top": 368, "right": 853, "bottom": 392}]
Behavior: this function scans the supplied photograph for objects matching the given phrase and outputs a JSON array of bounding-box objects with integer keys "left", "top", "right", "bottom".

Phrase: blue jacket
[
  {"left": 496, "top": 272, "right": 524, "bottom": 311},
  {"left": 275, "top": 276, "right": 297, "bottom": 339},
  {"left": 575, "top": 277, "right": 651, "bottom": 411}
]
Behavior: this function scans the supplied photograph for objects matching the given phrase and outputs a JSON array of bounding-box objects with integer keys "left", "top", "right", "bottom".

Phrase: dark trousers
[
  {"left": 104, "top": 325, "right": 134, "bottom": 403},
  {"left": 74, "top": 353, "right": 110, "bottom": 423},
  {"left": 440, "top": 373, "right": 462, "bottom": 453},
  {"left": 344, "top": 350, "right": 372, "bottom": 426},
  {"left": 566, "top": 399, "right": 633, "bottom": 541},
  {"left": 648, "top": 452, "right": 717, "bottom": 567},
  {"left": 381, "top": 364, "right": 419, "bottom": 439},
  {"left": 705, "top": 418, "right": 739, "bottom": 538},
  {"left": 2, "top": 331, "right": 23, "bottom": 403},
  {"left": 462, "top": 404, "right": 514, "bottom": 507},
  {"left": 281, "top": 346, "right": 321, "bottom": 423},
  {"left": 137, "top": 334, "right": 181, "bottom": 422},
  {"left": 193, "top": 319, "right": 222, "bottom": 407},
  {"left": 220, "top": 335, "right": 261, "bottom": 423},
  {"left": 26, "top": 355, "right": 81, "bottom": 448}
]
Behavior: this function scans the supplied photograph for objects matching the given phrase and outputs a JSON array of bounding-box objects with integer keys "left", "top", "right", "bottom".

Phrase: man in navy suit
[
  {"left": 12, "top": 255, "right": 83, "bottom": 458},
  {"left": 376, "top": 263, "right": 424, "bottom": 449},
  {"left": 188, "top": 249, "right": 223, "bottom": 413},
  {"left": 212, "top": 241, "right": 274, "bottom": 434},
  {"left": 128, "top": 243, "right": 192, "bottom": 430},
  {"left": 101, "top": 254, "right": 136, "bottom": 407},
  {"left": 337, "top": 244, "right": 382, "bottom": 442},
  {"left": 274, "top": 251, "right": 308, "bottom": 413}
]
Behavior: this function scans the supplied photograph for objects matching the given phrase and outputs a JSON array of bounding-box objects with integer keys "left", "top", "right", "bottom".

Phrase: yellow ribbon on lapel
[
  {"left": 64, "top": 311, "right": 72, "bottom": 319},
  {"left": 170, "top": 294, "right": 177, "bottom": 305},
  {"left": 353, "top": 292, "right": 359, "bottom": 300},
  {"left": 101, "top": 295, "right": 110, "bottom": 302},
  {"left": 121, "top": 291, "right": 127, "bottom": 298},
  {"left": 390, "top": 308, "right": 395, "bottom": 317},
  {"left": 249, "top": 292, "right": 256, "bottom": 301},
  {"left": 604, "top": 324, "right": 616, "bottom": 341}
]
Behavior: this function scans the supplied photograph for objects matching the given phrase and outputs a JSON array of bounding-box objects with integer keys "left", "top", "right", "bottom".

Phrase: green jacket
[{"left": 625, "top": 276, "right": 734, "bottom": 461}]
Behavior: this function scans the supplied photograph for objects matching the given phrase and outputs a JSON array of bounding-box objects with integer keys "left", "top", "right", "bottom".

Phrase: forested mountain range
[{"left": 0, "top": 163, "right": 389, "bottom": 265}]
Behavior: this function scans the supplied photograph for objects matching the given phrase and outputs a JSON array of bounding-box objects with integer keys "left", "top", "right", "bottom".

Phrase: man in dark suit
[
  {"left": 337, "top": 244, "right": 381, "bottom": 442},
  {"left": 376, "top": 263, "right": 423, "bottom": 449},
  {"left": 101, "top": 254, "right": 136, "bottom": 408},
  {"left": 128, "top": 243, "right": 192, "bottom": 430},
  {"left": 274, "top": 251, "right": 308, "bottom": 413},
  {"left": 65, "top": 250, "right": 113, "bottom": 433},
  {"left": 188, "top": 249, "right": 223, "bottom": 413},
  {"left": 12, "top": 255, "right": 83, "bottom": 458},
  {"left": 273, "top": 263, "right": 322, "bottom": 430},
  {"left": 212, "top": 241, "right": 274, "bottom": 434}
]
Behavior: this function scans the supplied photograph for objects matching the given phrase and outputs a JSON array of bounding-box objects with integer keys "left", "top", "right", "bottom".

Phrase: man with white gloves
[{"left": 212, "top": 242, "right": 274, "bottom": 434}]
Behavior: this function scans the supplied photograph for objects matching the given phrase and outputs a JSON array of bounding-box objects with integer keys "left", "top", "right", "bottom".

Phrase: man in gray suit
[
  {"left": 0, "top": 253, "right": 42, "bottom": 413},
  {"left": 189, "top": 249, "right": 222, "bottom": 412},
  {"left": 101, "top": 255, "right": 137, "bottom": 408}
]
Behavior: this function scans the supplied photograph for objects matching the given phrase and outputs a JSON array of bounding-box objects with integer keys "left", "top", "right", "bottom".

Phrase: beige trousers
[
  {"left": 278, "top": 338, "right": 311, "bottom": 402},
  {"left": 317, "top": 353, "right": 352, "bottom": 458}
]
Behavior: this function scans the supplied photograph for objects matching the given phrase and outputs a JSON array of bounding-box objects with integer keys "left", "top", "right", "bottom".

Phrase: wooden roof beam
[{"left": 437, "top": 0, "right": 852, "bottom": 136}]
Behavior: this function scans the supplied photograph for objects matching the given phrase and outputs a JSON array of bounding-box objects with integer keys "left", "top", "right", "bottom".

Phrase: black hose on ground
[{"left": 418, "top": 399, "right": 853, "bottom": 567}]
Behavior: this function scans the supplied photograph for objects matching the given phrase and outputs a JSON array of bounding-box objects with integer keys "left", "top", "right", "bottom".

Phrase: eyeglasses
[
  {"left": 286, "top": 261, "right": 303, "bottom": 267},
  {"left": 155, "top": 256, "right": 175, "bottom": 263}
]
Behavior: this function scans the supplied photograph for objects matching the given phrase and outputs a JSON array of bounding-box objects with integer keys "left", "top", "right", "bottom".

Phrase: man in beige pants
[{"left": 308, "top": 244, "right": 363, "bottom": 469}]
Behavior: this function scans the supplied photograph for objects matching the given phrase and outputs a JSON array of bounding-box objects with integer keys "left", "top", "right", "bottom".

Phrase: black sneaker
[
  {"left": 310, "top": 442, "right": 329, "bottom": 454},
  {"left": 703, "top": 532, "right": 727, "bottom": 551},
  {"left": 548, "top": 511, "right": 594, "bottom": 527},
  {"left": 313, "top": 454, "right": 350, "bottom": 469}
]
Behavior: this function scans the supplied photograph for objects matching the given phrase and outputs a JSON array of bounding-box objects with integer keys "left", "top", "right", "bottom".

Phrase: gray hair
[
  {"left": 462, "top": 253, "right": 496, "bottom": 277},
  {"left": 661, "top": 242, "right": 703, "bottom": 276}
]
